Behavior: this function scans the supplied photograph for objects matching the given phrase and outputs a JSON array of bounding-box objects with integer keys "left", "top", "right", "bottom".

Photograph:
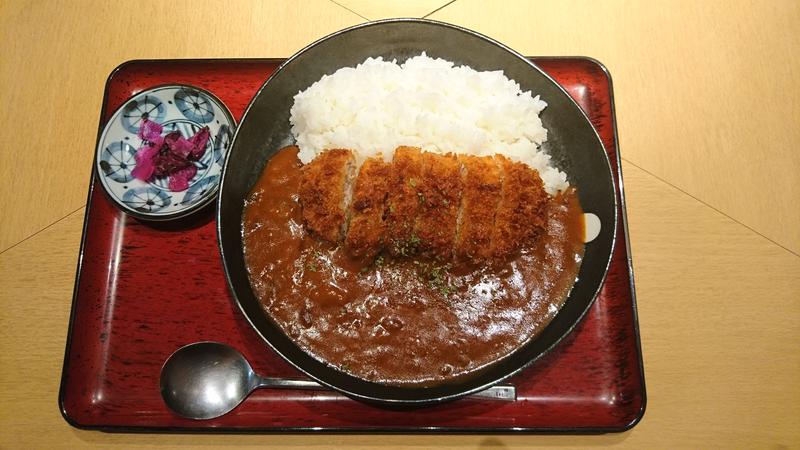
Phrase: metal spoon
[{"left": 160, "top": 341, "right": 516, "bottom": 419}]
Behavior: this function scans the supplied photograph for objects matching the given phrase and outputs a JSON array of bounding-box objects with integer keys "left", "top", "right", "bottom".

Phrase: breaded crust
[
  {"left": 299, "top": 149, "right": 355, "bottom": 243},
  {"left": 415, "top": 152, "right": 463, "bottom": 260},
  {"left": 455, "top": 154, "right": 503, "bottom": 261},
  {"left": 345, "top": 157, "right": 391, "bottom": 259},
  {"left": 385, "top": 146, "right": 424, "bottom": 256},
  {"left": 491, "top": 156, "right": 548, "bottom": 259}
]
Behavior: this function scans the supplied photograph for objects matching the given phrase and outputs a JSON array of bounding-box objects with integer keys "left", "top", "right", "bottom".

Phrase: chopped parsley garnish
[{"left": 415, "top": 261, "right": 453, "bottom": 296}]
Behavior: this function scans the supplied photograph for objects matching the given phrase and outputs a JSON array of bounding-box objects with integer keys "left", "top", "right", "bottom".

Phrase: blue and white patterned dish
[{"left": 96, "top": 85, "right": 235, "bottom": 221}]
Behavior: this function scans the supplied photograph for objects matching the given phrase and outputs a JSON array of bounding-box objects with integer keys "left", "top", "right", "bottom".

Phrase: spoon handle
[
  {"left": 256, "top": 377, "right": 322, "bottom": 390},
  {"left": 470, "top": 384, "right": 516, "bottom": 401},
  {"left": 256, "top": 377, "right": 516, "bottom": 401}
]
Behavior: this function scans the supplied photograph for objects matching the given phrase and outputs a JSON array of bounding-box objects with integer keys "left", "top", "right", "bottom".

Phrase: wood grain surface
[{"left": 1, "top": 0, "right": 798, "bottom": 448}]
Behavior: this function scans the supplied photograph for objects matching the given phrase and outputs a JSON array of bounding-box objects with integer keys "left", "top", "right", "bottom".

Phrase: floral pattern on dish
[
  {"left": 122, "top": 187, "right": 172, "bottom": 213},
  {"left": 174, "top": 88, "right": 215, "bottom": 123},
  {"left": 98, "top": 141, "right": 138, "bottom": 183},
  {"left": 120, "top": 95, "right": 167, "bottom": 133}
]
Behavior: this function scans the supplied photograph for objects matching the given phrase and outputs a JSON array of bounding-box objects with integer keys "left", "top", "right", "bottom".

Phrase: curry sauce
[{"left": 242, "top": 146, "right": 585, "bottom": 385}]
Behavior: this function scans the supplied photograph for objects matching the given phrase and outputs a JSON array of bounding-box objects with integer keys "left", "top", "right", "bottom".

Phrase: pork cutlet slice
[
  {"left": 345, "top": 157, "right": 391, "bottom": 259},
  {"left": 454, "top": 154, "right": 503, "bottom": 261},
  {"left": 490, "top": 155, "right": 548, "bottom": 259},
  {"left": 385, "top": 146, "right": 425, "bottom": 256},
  {"left": 414, "top": 151, "right": 463, "bottom": 260},
  {"left": 299, "top": 149, "right": 355, "bottom": 244}
]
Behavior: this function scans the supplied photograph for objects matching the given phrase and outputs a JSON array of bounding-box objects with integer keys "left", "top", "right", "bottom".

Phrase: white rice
[{"left": 289, "top": 53, "right": 568, "bottom": 194}]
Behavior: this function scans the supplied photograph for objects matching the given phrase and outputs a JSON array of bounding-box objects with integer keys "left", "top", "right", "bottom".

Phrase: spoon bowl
[{"left": 160, "top": 342, "right": 262, "bottom": 419}]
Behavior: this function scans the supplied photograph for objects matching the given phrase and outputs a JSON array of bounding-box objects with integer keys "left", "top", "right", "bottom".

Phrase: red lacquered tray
[{"left": 59, "top": 58, "right": 645, "bottom": 432}]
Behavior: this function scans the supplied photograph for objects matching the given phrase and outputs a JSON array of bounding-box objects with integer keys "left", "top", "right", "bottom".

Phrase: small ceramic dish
[{"left": 96, "top": 84, "right": 235, "bottom": 221}]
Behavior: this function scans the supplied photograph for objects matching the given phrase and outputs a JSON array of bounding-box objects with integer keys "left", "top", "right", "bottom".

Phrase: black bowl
[{"left": 218, "top": 19, "right": 617, "bottom": 405}]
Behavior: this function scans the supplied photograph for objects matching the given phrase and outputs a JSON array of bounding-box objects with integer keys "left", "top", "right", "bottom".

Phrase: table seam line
[
  {"left": 423, "top": 0, "right": 458, "bottom": 18},
  {"left": 328, "top": 0, "right": 369, "bottom": 21},
  {"left": 621, "top": 157, "right": 800, "bottom": 258},
  {"left": 0, "top": 205, "right": 86, "bottom": 256},
  {"left": 326, "top": 0, "right": 459, "bottom": 21}
]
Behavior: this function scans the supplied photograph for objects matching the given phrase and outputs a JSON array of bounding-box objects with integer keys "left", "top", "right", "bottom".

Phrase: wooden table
[{"left": 1, "top": 0, "right": 798, "bottom": 447}]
